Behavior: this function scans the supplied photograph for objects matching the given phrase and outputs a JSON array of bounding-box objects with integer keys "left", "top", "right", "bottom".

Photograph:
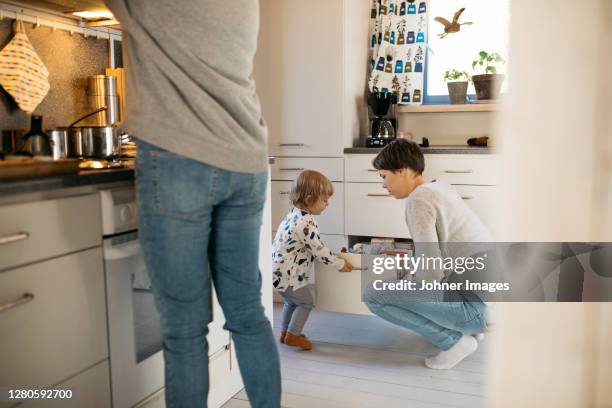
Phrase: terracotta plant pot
[
  {"left": 447, "top": 81, "right": 468, "bottom": 104},
  {"left": 472, "top": 74, "right": 504, "bottom": 101}
]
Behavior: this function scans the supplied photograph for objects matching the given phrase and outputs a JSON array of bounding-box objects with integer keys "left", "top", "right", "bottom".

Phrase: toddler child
[{"left": 272, "top": 170, "right": 352, "bottom": 350}]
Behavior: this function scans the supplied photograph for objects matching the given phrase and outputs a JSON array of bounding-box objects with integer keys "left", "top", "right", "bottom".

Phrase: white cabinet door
[
  {"left": 271, "top": 157, "right": 344, "bottom": 182},
  {"left": 271, "top": 181, "right": 344, "bottom": 235},
  {"left": 345, "top": 183, "right": 411, "bottom": 238},
  {"left": 345, "top": 154, "right": 379, "bottom": 183},
  {"left": 424, "top": 155, "right": 500, "bottom": 185},
  {"left": 0, "top": 248, "right": 108, "bottom": 388},
  {"left": 254, "top": 0, "right": 344, "bottom": 157}
]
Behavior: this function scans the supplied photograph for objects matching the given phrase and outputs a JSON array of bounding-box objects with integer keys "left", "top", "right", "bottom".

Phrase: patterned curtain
[{"left": 368, "top": 0, "right": 429, "bottom": 105}]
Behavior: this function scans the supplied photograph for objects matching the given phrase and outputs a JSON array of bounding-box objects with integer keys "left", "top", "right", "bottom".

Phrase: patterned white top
[{"left": 272, "top": 207, "right": 344, "bottom": 291}]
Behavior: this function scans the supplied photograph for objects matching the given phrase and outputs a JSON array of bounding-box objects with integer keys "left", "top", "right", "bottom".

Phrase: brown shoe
[
  {"left": 280, "top": 330, "right": 287, "bottom": 344},
  {"left": 284, "top": 332, "right": 312, "bottom": 350}
]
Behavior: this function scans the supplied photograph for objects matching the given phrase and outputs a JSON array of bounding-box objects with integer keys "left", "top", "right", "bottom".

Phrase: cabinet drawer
[
  {"left": 315, "top": 253, "right": 371, "bottom": 315},
  {"left": 424, "top": 155, "right": 499, "bottom": 185},
  {"left": 0, "top": 248, "right": 108, "bottom": 388},
  {"left": 271, "top": 181, "right": 344, "bottom": 235},
  {"left": 0, "top": 194, "right": 101, "bottom": 271},
  {"left": 16, "top": 360, "right": 111, "bottom": 408},
  {"left": 345, "top": 183, "right": 411, "bottom": 238},
  {"left": 452, "top": 185, "right": 499, "bottom": 234},
  {"left": 345, "top": 154, "right": 500, "bottom": 186},
  {"left": 271, "top": 157, "right": 343, "bottom": 181},
  {"left": 345, "top": 154, "right": 379, "bottom": 182}
]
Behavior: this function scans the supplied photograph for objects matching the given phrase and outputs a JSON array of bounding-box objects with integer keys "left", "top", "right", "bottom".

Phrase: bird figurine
[{"left": 434, "top": 8, "right": 473, "bottom": 39}]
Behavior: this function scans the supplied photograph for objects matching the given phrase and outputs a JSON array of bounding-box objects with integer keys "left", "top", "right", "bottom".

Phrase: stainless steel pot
[
  {"left": 71, "top": 126, "right": 121, "bottom": 159},
  {"left": 48, "top": 128, "right": 78, "bottom": 159},
  {"left": 86, "top": 75, "right": 121, "bottom": 126}
]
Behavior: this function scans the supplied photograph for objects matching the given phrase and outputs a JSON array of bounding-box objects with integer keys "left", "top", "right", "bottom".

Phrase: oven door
[
  {"left": 104, "top": 231, "right": 231, "bottom": 408},
  {"left": 104, "top": 232, "right": 164, "bottom": 408}
]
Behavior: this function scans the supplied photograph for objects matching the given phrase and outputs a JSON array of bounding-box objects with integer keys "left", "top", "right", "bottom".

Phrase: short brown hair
[
  {"left": 290, "top": 170, "right": 334, "bottom": 207},
  {"left": 372, "top": 139, "right": 425, "bottom": 174}
]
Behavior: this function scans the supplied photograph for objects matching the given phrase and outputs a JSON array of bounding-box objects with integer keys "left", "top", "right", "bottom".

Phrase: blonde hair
[{"left": 289, "top": 170, "right": 334, "bottom": 208}]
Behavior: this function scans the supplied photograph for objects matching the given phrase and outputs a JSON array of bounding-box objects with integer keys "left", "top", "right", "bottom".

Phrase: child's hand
[{"left": 339, "top": 259, "right": 353, "bottom": 272}]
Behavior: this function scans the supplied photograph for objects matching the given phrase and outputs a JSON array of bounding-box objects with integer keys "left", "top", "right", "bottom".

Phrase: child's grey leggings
[{"left": 279, "top": 285, "right": 315, "bottom": 335}]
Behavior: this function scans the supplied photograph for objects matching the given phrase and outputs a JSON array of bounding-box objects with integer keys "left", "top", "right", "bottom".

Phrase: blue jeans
[
  {"left": 136, "top": 141, "right": 281, "bottom": 408},
  {"left": 363, "top": 284, "right": 487, "bottom": 351}
]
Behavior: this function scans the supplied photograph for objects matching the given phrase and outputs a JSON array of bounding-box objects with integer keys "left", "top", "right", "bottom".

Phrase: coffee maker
[{"left": 366, "top": 92, "right": 398, "bottom": 147}]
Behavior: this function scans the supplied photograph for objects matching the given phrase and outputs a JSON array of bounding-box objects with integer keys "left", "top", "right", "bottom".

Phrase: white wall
[{"left": 489, "top": 0, "right": 612, "bottom": 407}]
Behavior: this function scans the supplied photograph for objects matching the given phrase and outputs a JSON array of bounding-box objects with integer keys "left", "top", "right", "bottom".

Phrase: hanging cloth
[
  {"left": 368, "top": 0, "right": 429, "bottom": 105},
  {"left": 0, "top": 19, "right": 50, "bottom": 113}
]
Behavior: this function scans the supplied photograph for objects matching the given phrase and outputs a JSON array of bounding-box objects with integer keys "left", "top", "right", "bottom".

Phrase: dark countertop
[
  {"left": 344, "top": 146, "right": 494, "bottom": 154},
  {"left": 0, "top": 157, "right": 277, "bottom": 198},
  {"left": 0, "top": 168, "right": 135, "bottom": 197}
]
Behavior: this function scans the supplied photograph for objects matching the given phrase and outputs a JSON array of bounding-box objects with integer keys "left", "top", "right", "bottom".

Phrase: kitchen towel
[
  {"left": 0, "top": 19, "right": 50, "bottom": 113},
  {"left": 368, "top": 0, "right": 429, "bottom": 105}
]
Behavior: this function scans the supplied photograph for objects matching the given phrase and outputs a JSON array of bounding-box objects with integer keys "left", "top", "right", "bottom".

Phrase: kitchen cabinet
[
  {"left": 0, "top": 248, "right": 108, "bottom": 389},
  {"left": 271, "top": 181, "right": 344, "bottom": 235},
  {"left": 422, "top": 155, "right": 500, "bottom": 186},
  {"left": 345, "top": 182, "right": 411, "bottom": 238},
  {"left": 271, "top": 158, "right": 344, "bottom": 182},
  {"left": 0, "top": 194, "right": 101, "bottom": 271},
  {"left": 254, "top": 0, "right": 369, "bottom": 157},
  {"left": 344, "top": 154, "right": 500, "bottom": 235}
]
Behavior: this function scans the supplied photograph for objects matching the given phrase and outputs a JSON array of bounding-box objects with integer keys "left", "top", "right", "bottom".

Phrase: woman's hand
[{"left": 339, "top": 259, "right": 353, "bottom": 272}]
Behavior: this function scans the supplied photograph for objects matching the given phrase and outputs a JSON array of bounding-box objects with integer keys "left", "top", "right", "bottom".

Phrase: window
[{"left": 424, "top": 0, "right": 510, "bottom": 103}]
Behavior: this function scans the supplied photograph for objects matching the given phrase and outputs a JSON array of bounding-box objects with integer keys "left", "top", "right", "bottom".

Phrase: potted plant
[
  {"left": 443, "top": 69, "right": 469, "bottom": 104},
  {"left": 471, "top": 50, "right": 505, "bottom": 101}
]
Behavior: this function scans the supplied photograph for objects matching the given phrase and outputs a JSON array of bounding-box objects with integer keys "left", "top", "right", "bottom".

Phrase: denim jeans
[
  {"left": 136, "top": 140, "right": 281, "bottom": 408},
  {"left": 363, "top": 284, "right": 487, "bottom": 351}
]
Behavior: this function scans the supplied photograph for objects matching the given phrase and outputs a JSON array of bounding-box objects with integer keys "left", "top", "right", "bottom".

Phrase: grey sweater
[
  {"left": 105, "top": 0, "right": 268, "bottom": 173},
  {"left": 405, "top": 180, "right": 492, "bottom": 281}
]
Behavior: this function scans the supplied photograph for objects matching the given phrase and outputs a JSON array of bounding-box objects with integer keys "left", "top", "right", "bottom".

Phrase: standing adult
[{"left": 104, "top": 1, "right": 281, "bottom": 406}]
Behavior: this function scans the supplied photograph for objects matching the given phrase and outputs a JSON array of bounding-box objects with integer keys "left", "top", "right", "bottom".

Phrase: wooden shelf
[{"left": 397, "top": 103, "right": 498, "bottom": 113}]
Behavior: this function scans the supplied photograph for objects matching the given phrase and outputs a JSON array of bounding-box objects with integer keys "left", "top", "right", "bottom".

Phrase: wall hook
[{"left": 35, "top": 16, "right": 40, "bottom": 29}]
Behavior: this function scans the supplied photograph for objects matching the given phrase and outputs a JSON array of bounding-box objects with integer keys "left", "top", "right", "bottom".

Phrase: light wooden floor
[{"left": 222, "top": 303, "right": 488, "bottom": 408}]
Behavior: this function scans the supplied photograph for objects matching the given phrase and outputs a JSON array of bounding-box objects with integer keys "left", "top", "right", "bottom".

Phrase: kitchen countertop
[
  {"left": 0, "top": 157, "right": 278, "bottom": 199},
  {"left": 344, "top": 146, "right": 494, "bottom": 154},
  {"left": 0, "top": 168, "right": 135, "bottom": 197}
]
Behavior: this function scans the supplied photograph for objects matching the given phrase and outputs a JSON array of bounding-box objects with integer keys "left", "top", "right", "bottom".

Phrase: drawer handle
[
  {"left": 444, "top": 169, "right": 474, "bottom": 174},
  {"left": 280, "top": 191, "right": 291, "bottom": 195},
  {"left": 0, "top": 293, "right": 35, "bottom": 314},
  {"left": 367, "top": 169, "right": 379, "bottom": 173},
  {"left": 367, "top": 194, "right": 392, "bottom": 197},
  {"left": 279, "top": 143, "right": 305, "bottom": 147},
  {"left": 0, "top": 231, "right": 30, "bottom": 245},
  {"left": 279, "top": 168, "right": 304, "bottom": 171},
  {"left": 461, "top": 196, "right": 474, "bottom": 200}
]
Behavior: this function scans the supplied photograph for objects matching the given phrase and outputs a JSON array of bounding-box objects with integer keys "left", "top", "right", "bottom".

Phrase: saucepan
[{"left": 47, "top": 107, "right": 121, "bottom": 159}]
